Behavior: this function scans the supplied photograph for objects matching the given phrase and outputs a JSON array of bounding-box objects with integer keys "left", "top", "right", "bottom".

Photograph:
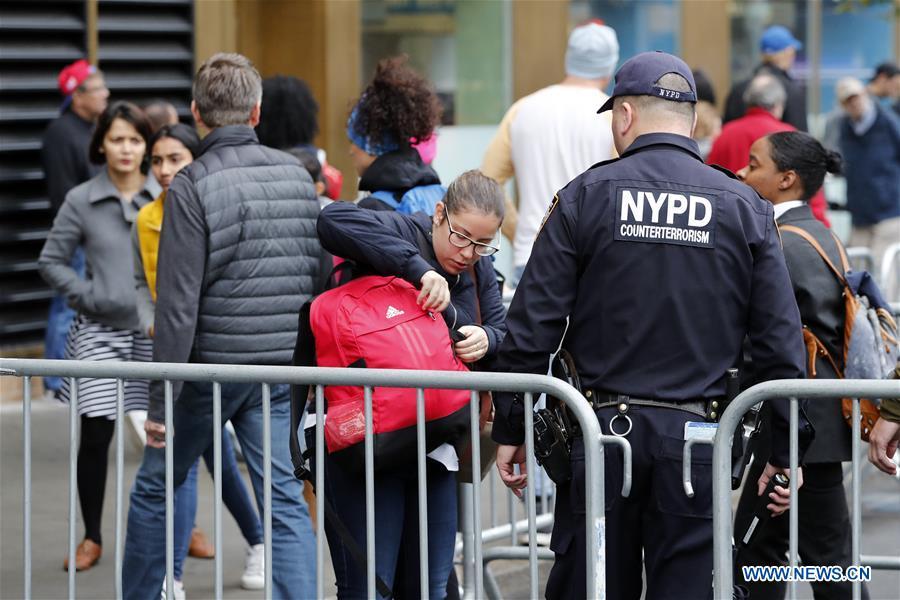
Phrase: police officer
[{"left": 492, "top": 51, "right": 813, "bottom": 599}]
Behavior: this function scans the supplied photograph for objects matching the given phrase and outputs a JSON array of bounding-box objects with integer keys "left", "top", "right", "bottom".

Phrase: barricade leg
[
  {"left": 213, "top": 382, "right": 223, "bottom": 600},
  {"left": 470, "top": 390, "right": 484, "bottom": 599},
  {"left": 851, "top": 398, "right": 862, "bottom": 600},
  {"left": 416, "top": 388, "right": 430, "bottom": 598},
  {"left": 165, "top": 380, "right": 174, "bottom": 600},
  {"left": 364, "top": 386, "right": 376, "bottom": 599},
  {"left": 523, "top": 393, "right": 538, "bottom": 600},
  {"left": 315, "top": 385, "right": 326, "bottom": 600},
  {"left": 23, "top": 376, "right": 32, "bottom": 600},
  {"left": 461, "top": 484, "right": 475, "bottom": 599},
  {"left": 262, "top": 383, "right": 274, "bottom": 599},
  {"left": 68, "top": 377, "right": 78, "bottom": 600},
  {"left": 115, "top": 379, "right": 125, "bottom": 600},
  {"left": 789, "top": 397, "right": 799, "bottom": 600}
]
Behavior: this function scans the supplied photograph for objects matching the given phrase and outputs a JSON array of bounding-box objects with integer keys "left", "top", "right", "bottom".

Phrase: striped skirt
[{"left": 58, "top": 314, "right": 152, "bottom": 419}]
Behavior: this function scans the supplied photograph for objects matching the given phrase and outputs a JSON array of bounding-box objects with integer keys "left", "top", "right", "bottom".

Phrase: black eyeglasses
[{"left": 445, "top": 211, "right": 500, "bottom": 257}]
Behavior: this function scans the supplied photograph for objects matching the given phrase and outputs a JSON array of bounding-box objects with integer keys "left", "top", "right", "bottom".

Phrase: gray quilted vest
[{"left": 190, "top": 126, "right": 321, "bottom": 364}]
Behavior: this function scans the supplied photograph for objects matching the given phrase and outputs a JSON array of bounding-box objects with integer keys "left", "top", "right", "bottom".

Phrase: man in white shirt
[{"left": 482, "top": 21, "right": 619, "bottom": 284}]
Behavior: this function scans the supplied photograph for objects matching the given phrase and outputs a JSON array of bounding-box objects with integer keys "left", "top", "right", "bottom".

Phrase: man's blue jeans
[
  {"left": 43, "top": 247, "right": 84, "bottom": 392},
  {"left": 123, "top": 381, "right": 315, "bottom": 600},
  {"left": 172, "top": 426, "right": 264, "bottom": 580}
]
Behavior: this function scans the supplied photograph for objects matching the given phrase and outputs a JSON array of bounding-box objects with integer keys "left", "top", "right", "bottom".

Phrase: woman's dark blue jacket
[{"left": 317, "top": 201, "right": 507, "bottom": 362}]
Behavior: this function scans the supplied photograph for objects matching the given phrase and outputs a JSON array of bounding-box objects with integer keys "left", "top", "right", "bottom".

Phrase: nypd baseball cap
[
  {"left": 597, "top": 51, "right": 697, "bottom": 113},
  {"left": 760, "top": 25, "right": 802, "bottom": 54}
]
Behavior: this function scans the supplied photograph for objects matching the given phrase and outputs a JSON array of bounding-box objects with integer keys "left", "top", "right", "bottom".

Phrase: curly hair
[
  {"left": 350, "top": 56, "right": 442, "bottom": 151},
  {"left": 256, "top": 75, "right": 319, "bottom": 149}
]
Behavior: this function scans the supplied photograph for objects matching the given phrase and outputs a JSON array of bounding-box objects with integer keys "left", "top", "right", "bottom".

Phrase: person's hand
[
  {"left": 757, "top": 463, "right": 803, "bottom": 517},
  {"left": 868, "top": 418, "right": 900, "bottom": 475},
  {"left": 496, "top": 444, "right": 528, "bottom": 498},
  {"left": 418, "top": 271, "right": 450, "bottom": 312},
  {"left": 455, "top": 325, "right": 489, "bottom": 363},
  {"left": 145, "top": 419, "right": 167, "bottom": 448},
  {"left": 148, "top": 325, "right": 154, "bottom": 339}
]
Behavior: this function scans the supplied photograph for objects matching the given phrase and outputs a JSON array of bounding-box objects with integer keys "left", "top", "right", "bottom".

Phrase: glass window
[
  {"left": 361, "top": 0, "right": 510, "bottom": 126},
  {"left": 730, "top": 0, "right": 894, "bottom": 120}
]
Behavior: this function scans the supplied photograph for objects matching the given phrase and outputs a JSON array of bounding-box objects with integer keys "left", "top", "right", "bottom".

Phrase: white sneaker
[
  {"left": 160, "top": 579, "right": 186, "bottom": 600},
  {"left": 241, "top": 543, "right": 265, "bottom": 590}
]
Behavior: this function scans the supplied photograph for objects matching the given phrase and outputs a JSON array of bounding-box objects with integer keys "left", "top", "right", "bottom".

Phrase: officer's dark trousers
[
  {"left": 545, "top": 405, "right": 714, "bottom": 600},
  {"left": 734, "top": 460, "right": 869, "bottom": 600}
]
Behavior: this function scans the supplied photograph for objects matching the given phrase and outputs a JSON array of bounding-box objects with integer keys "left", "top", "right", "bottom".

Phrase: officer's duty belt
[{"left": 566, "top": 391, "right": 724, "bottom": 438}]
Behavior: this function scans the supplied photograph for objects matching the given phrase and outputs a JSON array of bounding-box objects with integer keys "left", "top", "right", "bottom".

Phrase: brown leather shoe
[
  {"left": 188, "top": 527, "right": 215, "bottom": 559},
  {"left": 62, "top": 539, "right": 102, "bottom": 571}
]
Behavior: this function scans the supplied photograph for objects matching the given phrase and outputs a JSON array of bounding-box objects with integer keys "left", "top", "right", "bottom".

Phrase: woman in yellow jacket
[{"left": 132, "top": 123, "right": 265, "bottom": 596}]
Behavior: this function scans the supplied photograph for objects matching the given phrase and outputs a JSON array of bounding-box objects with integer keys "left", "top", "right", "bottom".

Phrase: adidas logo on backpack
[{"left": 385, "top": 305, "right": 405, "bottom": 319}]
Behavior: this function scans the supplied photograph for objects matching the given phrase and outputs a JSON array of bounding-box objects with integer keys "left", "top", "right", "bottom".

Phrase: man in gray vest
[{"left": 123, "top": 53, "right": 320, "bottom": 600}]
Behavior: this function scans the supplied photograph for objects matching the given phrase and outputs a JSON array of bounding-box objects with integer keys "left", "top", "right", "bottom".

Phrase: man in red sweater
[{"left": 709, "top": 73, "right": 829, "bottom": 225}]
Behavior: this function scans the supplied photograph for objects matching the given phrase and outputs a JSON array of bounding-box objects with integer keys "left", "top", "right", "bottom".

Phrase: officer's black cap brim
[{"left": 597, "top": 96, "right": 615, "bottom": 114}]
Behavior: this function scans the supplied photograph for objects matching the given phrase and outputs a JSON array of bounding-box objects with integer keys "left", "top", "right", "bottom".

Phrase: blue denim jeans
[
  {"left": 123, "top": 382, "right": 314, "bottom": 600},
  {"left": 172, "top": 426, "right": 264, "bottom": 580},
  {"left": 43, "top": 247, "right": 84, "bottom": 392},
  {"left": 321, "top": 454, "right": 458, "bottom": 599}
]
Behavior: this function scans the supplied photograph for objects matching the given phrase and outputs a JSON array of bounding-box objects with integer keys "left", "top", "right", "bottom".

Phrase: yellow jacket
[{"left": 136, "top": 191, "right": 165, "bottom": 300}]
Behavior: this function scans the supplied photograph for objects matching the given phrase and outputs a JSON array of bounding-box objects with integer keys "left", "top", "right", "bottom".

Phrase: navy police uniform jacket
[{"left": 492, "top": 133, "right": 810, "bottom": 467}]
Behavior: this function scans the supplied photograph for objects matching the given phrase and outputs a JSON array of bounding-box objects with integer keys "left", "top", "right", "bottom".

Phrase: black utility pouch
[{"left": 533, "top": 408, "right": 572, "bottom": 485}]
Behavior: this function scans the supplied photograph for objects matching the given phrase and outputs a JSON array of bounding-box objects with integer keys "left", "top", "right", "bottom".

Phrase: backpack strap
[
  {"left": 290, "top": 300, "right": 316, "bottom": 480},
  {"left": 780, "top": 224, "right": 857, "bottom": 375},
  {"left": 778, "top": 225, "right": 849, "bottom": 286},
  {"left": 829, "top": 230, "right": 852, "bottom": 274},
  {"left": 467, "top": 264, "right": 482, "bottom": 325}
]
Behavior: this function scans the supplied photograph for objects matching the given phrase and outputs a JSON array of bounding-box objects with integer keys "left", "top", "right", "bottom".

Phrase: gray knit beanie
[{"left": 565, "top": 23, "right": 619, "bottom": 80}]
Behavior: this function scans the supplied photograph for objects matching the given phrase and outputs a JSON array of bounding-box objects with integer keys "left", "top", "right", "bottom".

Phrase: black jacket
[
  {"left": 357, "top": 148, "right": 441, "bottom": 211},
  {"left": 41, "top": 109, "right": 101, "bottom": 214},
  {"left": 776, "top": 204, "right": 851, "bottom": 463},
  {"left": 316, "top": 202, "right": 507, "bottom": 363},
  {"left": 724, "top": 63, "right": 808, "bottom": 132},
  {"left": 492, "top": 133, "right": 811, "bottom": 467}
]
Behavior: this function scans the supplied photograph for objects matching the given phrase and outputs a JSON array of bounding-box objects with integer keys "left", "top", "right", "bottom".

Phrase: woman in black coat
[
  {"left": 315, "top": 169, "right": 506, "bottom": 599},
  {"left": 735, "top": 131, "right": 868, "bottom": 600}
]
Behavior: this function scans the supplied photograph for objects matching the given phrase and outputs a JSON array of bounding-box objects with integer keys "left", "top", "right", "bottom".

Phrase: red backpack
[{"left": 294, "top": 274, "right": 470, "bottom": 474}]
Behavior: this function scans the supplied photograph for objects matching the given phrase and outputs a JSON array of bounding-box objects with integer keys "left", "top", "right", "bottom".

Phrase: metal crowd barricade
[
  {"left": 710, "top": 379, "right": 900, "bottom": 600},
  {"left": 846, "top": 247, "right": 875, "bottom": 277},
  {"left": 1, "top": 357, "right": 630, "bottom": 600}
]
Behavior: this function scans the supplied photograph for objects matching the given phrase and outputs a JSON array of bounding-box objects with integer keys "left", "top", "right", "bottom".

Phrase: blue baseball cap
[
  {"left": 760, "top": 25, "right": 802, "bottom": 54},
  {"left": 597, "top": 51, "right": 697, "bottom": 113}
]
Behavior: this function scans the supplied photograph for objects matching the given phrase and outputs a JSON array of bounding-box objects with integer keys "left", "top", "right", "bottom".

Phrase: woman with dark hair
[
  {"left": 735, "top": 132, "right": 869, "bottom": 600},
  {"left": 256, "top": 75, "right": 344, "bottom": 199},
  {"left": 39, "top": 101, "right": 160, "bottom": 572},
  {"left": 348, "top": 55, "right": 444, "bottom": 213},
  {"left": 316, "top": 170, "right": 507, "bottom": 599},
  {"left": 257, "top": 75, "right": 319, "bottom": 150},
  {"left": 132, "top": 123, "right": 267, "bottom": 596}
]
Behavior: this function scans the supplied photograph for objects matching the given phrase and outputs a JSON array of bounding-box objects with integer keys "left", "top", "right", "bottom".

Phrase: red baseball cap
[{"left": 57, "top": 59, "right": 97, "bottom": 96}]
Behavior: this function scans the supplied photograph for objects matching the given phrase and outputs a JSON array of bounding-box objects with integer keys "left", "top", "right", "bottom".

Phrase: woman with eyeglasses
[{"left": 315, "top": 169, "right": 507, "bottom": 599}]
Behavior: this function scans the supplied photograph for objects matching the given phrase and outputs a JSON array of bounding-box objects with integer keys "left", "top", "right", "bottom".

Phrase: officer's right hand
[
  {"left": 496, "top": 444, "right": 528, "bottom": 497},
  {"left": 418, "top": 270, "right": 450, "bottom": 312}
]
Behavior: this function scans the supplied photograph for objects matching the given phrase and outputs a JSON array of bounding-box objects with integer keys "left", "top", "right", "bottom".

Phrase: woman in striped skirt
[{"left": 39, "top": 101, "right": 160, "bottom": 572}]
